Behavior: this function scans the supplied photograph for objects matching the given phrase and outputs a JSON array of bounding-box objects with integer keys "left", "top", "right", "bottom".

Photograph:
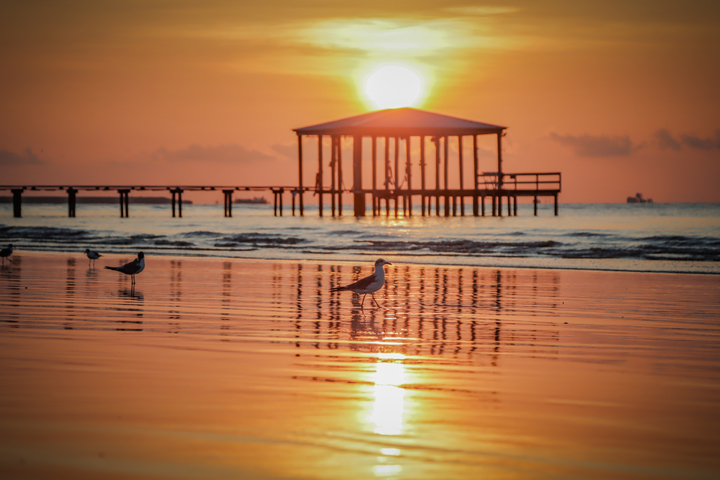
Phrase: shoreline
[{"left": 7, "top": 248, "right": 719, "bottom": 276}]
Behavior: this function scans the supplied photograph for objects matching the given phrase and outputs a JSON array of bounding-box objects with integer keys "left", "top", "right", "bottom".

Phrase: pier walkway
[{"left": 1, "top": 173, "right": 559, "bottom": 219}]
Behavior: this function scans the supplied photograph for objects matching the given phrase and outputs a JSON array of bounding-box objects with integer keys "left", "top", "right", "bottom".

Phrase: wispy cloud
[
  {"left": 653, "top": 129, "right": 681, "bottom": 151},
  {"left": 680, "top": 130, "right": 720, "bottom": 150},
  {"left": 653, "top": 128, "right": 720, "bottom": 151},
  {"left": 549, "top": 133, "right": 636, "bottom": 157},
  {"left": 151, "top": 144, "right": 277, "bottom": 163},
  {"left": 270, "top": 143, "right": 296, "bottom": 158},
  {"left": 0, "top": 147, "right": 44, "bottom": 166}
]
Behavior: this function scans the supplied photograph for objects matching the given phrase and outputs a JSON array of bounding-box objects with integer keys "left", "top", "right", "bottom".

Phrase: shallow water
[
  {"left": 1, "top": 201, "right": 719, "bottom": 274},
  {"left": 1, "top": 254, "right": 719, "bottom": 479}
]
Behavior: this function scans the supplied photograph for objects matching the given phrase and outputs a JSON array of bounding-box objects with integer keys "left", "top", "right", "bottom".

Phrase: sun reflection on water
[{"left": 371, "top": 353, "right": 406, "bottom": 436}]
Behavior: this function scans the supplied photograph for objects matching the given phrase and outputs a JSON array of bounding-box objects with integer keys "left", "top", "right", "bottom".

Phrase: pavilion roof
[{"left": 293, "top": 107, "right": 505, "bottom": 137}]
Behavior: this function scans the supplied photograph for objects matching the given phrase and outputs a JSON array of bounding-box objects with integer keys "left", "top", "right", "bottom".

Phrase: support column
[
  {"left": 394, "top": 136, "right": 399, "bottom": 218},
  {"left": 331, "top": 136, "right": 337, "bottom": 217},
  {"left": 170, "top": 188, "right": 184, "bottom": 218},
  {"left": 497, "top": 132, "right": 504, "bottom": 189},
  {"left": 443, "top": 137, "right": 449, "bottom": 217},
  {"left": 297, "top": 134, "right": 304, "bottom": 216},
  {"left": 554, "top": 194, "right": 559, "bottom": 216},
  {"left": 337, "top": 136, "right": 343, "bottom": 217},
  {"left": 473, "top": 135, "right": 479, "bottom": 216},
  {"left": 272, "top": 188, "right": 284, "bottom": 216},
  {"left": 405, "top": 137, "right": 412, "bottom": 216},
  {"left": 317, "top": 135, "right": 323, "bottom": 217},
  {"left": 353, "top": 135, "right": 365, "bottom": 217},
  {"left": 534, "top": 196, "right": 538, "bottom": 216},
  {"left": 12, "top": 189, "right": 23, "bottom": 218},
  {"left": 372, "top": 136, "right": 377, "bottom": 216},
  {"left": 458, "top": 136, "right": 465, "bottom": 216},
  {"left": 223, "top": 190, "right": 234, "bottom": 217},
  {"left": 434, "top": 137, "right": 440, "bottom": 216},
  {"left": 67, "top": 187, "right": 77, "bottom": 217},
  {"left": 118, "top": 189, "right": 130, "bottom": 218},
  {"left": 420, "top": 136, "right": 426, "bottom": 217}
]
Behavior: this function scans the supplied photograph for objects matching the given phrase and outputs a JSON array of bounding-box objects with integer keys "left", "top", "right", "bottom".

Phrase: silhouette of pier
[
  {"left": 294, "top": 108, "right": 561, "bottom": 218},
  {"left": 2, "top": 108, "right": 561, "bottom": 219},
  {"left": 0, "top": 185, "right": 306, "bottom": 219}
]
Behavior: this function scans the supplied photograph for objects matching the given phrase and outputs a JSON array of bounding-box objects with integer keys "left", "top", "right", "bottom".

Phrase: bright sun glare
[{"left": 365, "top": 65, "right": 422, "bottom": 109}]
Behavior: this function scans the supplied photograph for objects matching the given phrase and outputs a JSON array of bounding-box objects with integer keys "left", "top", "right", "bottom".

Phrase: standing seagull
[
  {"left": 331, "top": 258, "right": 392, "bottom": 308},
  {"left": 85, "top": 248, "right": 102, "bottom": 266},
  {"left": 0, "top": 244, "right": 13, "bottom": 265},
  {"left": 105, "top": 252, "right": 145, "bottom": 285}
]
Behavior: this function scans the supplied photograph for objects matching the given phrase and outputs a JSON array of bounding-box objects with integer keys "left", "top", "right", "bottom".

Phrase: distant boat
[
  {"left": 627, "top": 193, "right": 653, "bottom": 204},
  {"left": 234, "top": 197, "right": 268, "bottom": 205}
]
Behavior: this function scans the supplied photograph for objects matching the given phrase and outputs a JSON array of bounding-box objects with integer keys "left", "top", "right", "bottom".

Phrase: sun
[{"left": 365, "top": 65, "right": 423, "bottom": 109}]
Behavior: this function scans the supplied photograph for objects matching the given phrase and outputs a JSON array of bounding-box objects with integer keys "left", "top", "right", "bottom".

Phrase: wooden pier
[
  {"left": 294, "top": 108, "right": 561, "bottom": 218},
  {"left": 2, "top": 109, "right": 561, "bottom": 219},
  {"left": 0, "top": 185, "right": 308, "bottom": 219}
]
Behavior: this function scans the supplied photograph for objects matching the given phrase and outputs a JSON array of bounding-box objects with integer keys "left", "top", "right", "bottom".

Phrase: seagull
[
  {"left": 85, "top": 248, "right": 102, "bottom": 266},
  {"left": 331, "top": 258, "right": 392, "bottom": 308},
  {"left": 105, "top": 252, "right": 145, "bottom": 284},
  {"left": 0, "top": 244, "right": 13, "bottom": 265}
]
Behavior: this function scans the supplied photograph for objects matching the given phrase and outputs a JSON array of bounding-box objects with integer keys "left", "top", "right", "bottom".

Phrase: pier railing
[{"left": 500, "top": 172, "right": 562, "bottom": 193}]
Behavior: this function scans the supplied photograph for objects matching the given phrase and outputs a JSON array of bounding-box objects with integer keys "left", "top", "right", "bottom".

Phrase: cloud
[
  {"left": 680, "top": 130, "right": 720, "bottom": 150},
  {"left": 549, "top": 133, "right": 635, "bottom": 157},
  {"left": 270, "top": 143, "right": 296, "bottom": 158},
  {"left": 151, "top": 144, "right": 277, "bottom": 163},
  {"left": 0, "top": 147, "right": 44, "bottom": 166},
  {"left": 653, "top": 129, "right": 681, "bottom": 151},
  {"left": 651, "top": 128, "right": 720, "bottom": 151}
]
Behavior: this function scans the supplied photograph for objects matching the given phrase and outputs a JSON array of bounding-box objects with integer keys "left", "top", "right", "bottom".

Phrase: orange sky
[{"left": 1, "top": 1, "right": 719, "bottom": 203}]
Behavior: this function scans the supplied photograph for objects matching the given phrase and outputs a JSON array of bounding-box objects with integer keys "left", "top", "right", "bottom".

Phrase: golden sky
[{"left": 1, "top": 0, "right": 719, "bottom": 202}]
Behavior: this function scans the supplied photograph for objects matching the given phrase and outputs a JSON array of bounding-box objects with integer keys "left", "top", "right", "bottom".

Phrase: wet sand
[{"left": 1, "top": 252, "right": 719, "bottom": 479}]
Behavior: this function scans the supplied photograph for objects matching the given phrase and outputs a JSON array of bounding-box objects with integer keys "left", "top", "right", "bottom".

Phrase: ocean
[{"left": 1, "top": 201, "right": 718, "bottom": 274}]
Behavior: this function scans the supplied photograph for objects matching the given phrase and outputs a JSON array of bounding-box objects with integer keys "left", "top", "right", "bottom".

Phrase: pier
[
  {"left": 2, "top": 109, "right": 561, "bottom": 219},
  {"left": 0, "top": 185, "right": 306, "bottom": 219},
  {"left": 294, "top": 108, "right": 561, "bottom": 218}
]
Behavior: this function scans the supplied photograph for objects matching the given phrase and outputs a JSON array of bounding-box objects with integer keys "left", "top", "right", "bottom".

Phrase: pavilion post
[
  {"left": 458, "top": 136, "right": 464, "bottom": 216},
  {"left": 420, "top": 136, "right": 426, "bottom": 216},
  {"left": 405, "top": 136, "right": 412, "bottom": 216},
  {"left": 394, "top": 136, "right": 399, "bottom": 217},
  {"left": 473, "top": 135, "right": 479, "bottom": 216},
  {"left": 372, "top": 136, "right": 377, "bottom": 216},
  {"left": 331, "top": 136, "right": 337, "bottom": 217},
  {"left": 337, "top": 136, "right": 343, "bottom": 216},
  {"left": 434, "top": 137, "right": 440, "bottom": 216},
  {"left": 318, "top": 135, "right": 323, "bottom": 217},
  {"left": 444, "top": 136, "right": 449, "bottom": 217},
  {"left": 497, "top": 132, "right": 504, "bottom": 189},
  {"left": 384, "top": 137, "right": 390, "bottom": 217},
  {"left": 297, "top": 134, "right": 304, "bottom": 216},
  {"left": 353, "top": 135, "right": 365, "bottom": 217}
]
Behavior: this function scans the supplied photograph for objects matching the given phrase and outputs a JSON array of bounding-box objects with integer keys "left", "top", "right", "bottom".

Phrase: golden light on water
[
  {"left": 365, "top": 65, "right": 423, "bottom": 109},
  {"left": 370, "top": 354, "right": 407, "bottom": 436}
]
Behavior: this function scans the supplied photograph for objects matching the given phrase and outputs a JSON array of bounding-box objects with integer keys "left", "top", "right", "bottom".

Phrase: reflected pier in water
[{"left": 1, "top": 254, "right": 719, "bottom": 479}]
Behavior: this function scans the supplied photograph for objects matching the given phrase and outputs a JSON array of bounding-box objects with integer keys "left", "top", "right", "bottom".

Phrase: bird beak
[{"left": 386, "top": 262, "right": 392, "bottom": 265}]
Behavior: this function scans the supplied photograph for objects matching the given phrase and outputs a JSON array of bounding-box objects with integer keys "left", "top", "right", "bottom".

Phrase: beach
[{"left": 1, "top": 252, "right": 719, "bottom": 479}]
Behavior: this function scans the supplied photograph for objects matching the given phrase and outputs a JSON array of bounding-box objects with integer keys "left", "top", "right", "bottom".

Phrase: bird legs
[{"left": 360, "top": 293, "right": 382, "bottom": 309}]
